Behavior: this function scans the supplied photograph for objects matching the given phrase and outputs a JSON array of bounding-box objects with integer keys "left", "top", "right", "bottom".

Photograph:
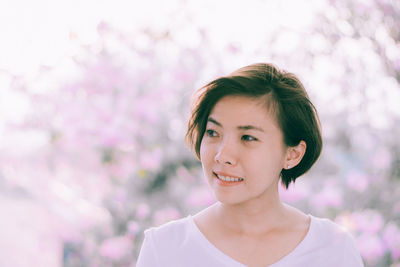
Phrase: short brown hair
[{"left": 186, "top": 63, "right": 322, "bottom": 188}]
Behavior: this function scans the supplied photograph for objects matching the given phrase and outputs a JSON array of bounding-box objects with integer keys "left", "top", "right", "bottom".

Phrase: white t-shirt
[{"left": 136, "top": 214, "right": 364, "bottom": 267}]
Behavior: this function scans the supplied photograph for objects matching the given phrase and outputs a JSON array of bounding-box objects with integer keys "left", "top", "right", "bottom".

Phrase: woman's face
[{"left": 200, "top": 95, "right": 289, "bottom": 205}]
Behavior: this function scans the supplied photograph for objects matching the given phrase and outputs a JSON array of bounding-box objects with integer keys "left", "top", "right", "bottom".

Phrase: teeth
[{"left": 217, "top": 174, "right": 243, "bottom": 182}]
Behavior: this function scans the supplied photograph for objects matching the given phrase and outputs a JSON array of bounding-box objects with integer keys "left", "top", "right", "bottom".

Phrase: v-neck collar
[{"left": 188, "top": 214, "right": 314, "bottom": 267}]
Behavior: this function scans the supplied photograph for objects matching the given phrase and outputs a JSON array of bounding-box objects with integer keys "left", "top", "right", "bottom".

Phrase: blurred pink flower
[
  {"left": 97, "top": 21, "right": 110, "bottom": 35},
  {"left": 153, "top": 207, "right": 180, "bottom": 226},
  {"left": 113, "top": 189, "right": 127, "bottom": 204},
  {"left": 99, "top": 236, "right": 132, "bottom": 261},
  {"left": 99, "top": 127, "right": 124, "bottom": 147},
  {"left": 136, "top": 203, "right": 150, "bottom": 220},
  {"left": 176, "top": 166, "right": 195, "bottom": 183},
  {"left": 352, "top": 209, "right": 384, "bottom": 234},
  {"left": 346, "top": 170, "right": 369, "bottom": 192},
  {"left": 139, "top": 147, "right": 163, "bottom": 171},
  {"left": 279, "top": 180, "right": 310, "bottom": 203},
  {"left": 310, "top": 182, "right": 342, "bottom": 209},
  {"left": 355, "top": 232, "right": 385, "bottom": 264},
  {"left": 127, "top": 221, "right": 140, "bottom": 238},
  {"left": 395, "top": 59, "right": 400, "bottom": 71},
  {"left": 173, "top": 70, "right": 195, "bottom": 83},
  {"left": 335, "top": 213, "right": 357, "bottom": 233},
  {"left": 227, "top": 44, "right": 240, "bottom": 54},
  {"left": 104, "top": 159, "right": 136, "bottom": 181},
  {"left": 395, "top": 202, "right": 400, "bottom": 213},
  {"left": 369, "top": 147, "right": 391, "bottom": 170},
  {"left": 0, "top": 196, "right": 63, "bottom": 267},
  {"left": 134, "top": 96, "right": 159, "bottom": 124},
  {"left": 383, "top": 222, "right": 400, "bottom": 260},
  {"left": 187, "top": 187, "right": 215, "bottom": 207}
]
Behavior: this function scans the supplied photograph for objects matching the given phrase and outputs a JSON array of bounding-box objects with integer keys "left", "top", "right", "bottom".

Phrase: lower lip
[{"left": 214, "top": 173, "right": 244, "bottom": 186}]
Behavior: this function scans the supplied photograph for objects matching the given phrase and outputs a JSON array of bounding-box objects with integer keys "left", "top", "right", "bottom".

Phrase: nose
[{"left": 214, "top": 138, "right": 237, "bottom": 165}]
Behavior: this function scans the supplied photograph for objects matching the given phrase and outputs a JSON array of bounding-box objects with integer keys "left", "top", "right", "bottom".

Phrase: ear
[{"left": 284, "top": 140, "right": 306, "bottom": 170}]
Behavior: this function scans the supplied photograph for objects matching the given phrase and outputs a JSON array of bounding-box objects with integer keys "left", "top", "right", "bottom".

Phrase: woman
[{"left": 136, "top": 63, "right": 364, "bottom": 267}]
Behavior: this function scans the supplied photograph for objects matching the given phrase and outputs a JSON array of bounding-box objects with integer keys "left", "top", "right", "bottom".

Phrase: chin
[{"left": 213, "top": 192, "right": 246, "bottom": 206}]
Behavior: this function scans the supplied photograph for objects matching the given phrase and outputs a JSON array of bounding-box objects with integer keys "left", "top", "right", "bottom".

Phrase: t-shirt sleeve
[
  {"left": 340, "top": 232, "right": 364, "bottom": 267},
  {"left": 136, "top": 229, "right": 160, "bottom": 267}
]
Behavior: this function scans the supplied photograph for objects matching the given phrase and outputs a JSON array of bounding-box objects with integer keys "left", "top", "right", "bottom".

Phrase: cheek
[
  {"left": 246, "top": 152, "right": 267, "bottom": 170},
  {"left": 200, "top": 144, "right": 213, "bottom": 178},
  {"left": 246, "top": 146, "right": 281, "bottom": 169},
  {"left": 199, "top": 140, "right": 206, "bottom": 159},
  {"left": 200, "top": 140, "right": 216, "bottom": 167},
  {"left": 199, "top": 140, "right": 209, "bottom": 163}
]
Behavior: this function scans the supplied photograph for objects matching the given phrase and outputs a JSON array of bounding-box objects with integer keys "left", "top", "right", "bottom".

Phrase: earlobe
[{"left": 285, "top": 140, "right": 306, "bottom": 169}]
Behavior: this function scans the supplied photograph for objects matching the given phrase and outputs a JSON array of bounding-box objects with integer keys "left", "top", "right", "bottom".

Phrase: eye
[
  {"left": 205, "top": 129, "right": 218, "bottom": 137},
  {"left": 241, "top": 135, "right": 258, "bottom": 142}
]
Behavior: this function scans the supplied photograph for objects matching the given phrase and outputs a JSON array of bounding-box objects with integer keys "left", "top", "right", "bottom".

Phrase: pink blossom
[
  {"left": 335, "top": 213, "right": 357, "bottom": 233},
  {"left": 279, "top": 180, "right": 310, "bottom": 203},
  {"left": 187, "top": 187, "right": 215, "bottom": 207},
  {"left": 134, "top": 97, "right": 159, "bottom": 124},
  {"left": 153, "top": 207, "right": 181, "bottom": 226},
  {"left": 99, "top": 236, "right": 132, "bottom": 261},
  {"left": 99, "top": 127, "right": 123, "bottom": 147},
  {"left": 352, "top": 210, "right": 384, "bottom": 234},
  {"left": 346, "top": 170, "right": 369, "bottom": 192},
  {"left": 176, "top": 166, "right": 195, "bottom": 183},
  {"left": 97, "top": 21, "right": 110, "bottom": 35},
  {"left": 104, "top": 159, "right": 136, "bottom": 181},
  {"left": 0, "top": 196, "right": 63, "bottom": 267},
  {"left": 136, "top": 203, "right": 150, "bottom": 220},
  {"left": 310, "top": 182, "right": 343, "bottom": 209},
  {"left": 395, "top": 202, "right": 400, "bottom": 213},
  {"left": 113, "top": 189, "right": 127, "bottom": 204},
  {"left": 355, "top": 232, "right": 385, "bottom": 264},
  {"left": 127, "top": 221, "right": 140, "bottom": 238},
  {"left": 227, "top": 44, "right": 240, "bottom": 54},
  {"left": 173, "top": 70, "right": 195, "bottom": 83},
  {"left": 139, "top": 147, "right": 163, "bottom": 171},
  {"left": 383, "top": 222, "right": 400, "bottom": 260},
  {"left": 369, "top": 147, "right": 391, "bottom": 170}
]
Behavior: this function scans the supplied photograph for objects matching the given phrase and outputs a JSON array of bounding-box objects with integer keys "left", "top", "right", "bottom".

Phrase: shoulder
[
  {"left": 144, "top": 216, "right": 192, "bottom": 248},
  {"left": 137, "top": 216, "right": 193, "bottom": 267},
  {"left": 309, "top": 215, "right": 355, "bottom": 246},
  {"left": 304, "top": 215, "right": 364, "bottom": 266}
]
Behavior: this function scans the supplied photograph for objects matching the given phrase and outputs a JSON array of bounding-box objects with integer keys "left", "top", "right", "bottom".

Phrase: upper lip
[{"left": 213, "top": 171, "right": 244, "bottom": 179}]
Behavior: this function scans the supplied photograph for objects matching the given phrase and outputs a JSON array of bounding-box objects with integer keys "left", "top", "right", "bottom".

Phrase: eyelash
[
  {"left": 241, "top": 135, "right": 258, "bottom": 142},
  {"left": 205, "top": 129, "right": 258, "bottom": 142},
  {"left": 205, "top": 129, "right": 218, "bottom": 137}
]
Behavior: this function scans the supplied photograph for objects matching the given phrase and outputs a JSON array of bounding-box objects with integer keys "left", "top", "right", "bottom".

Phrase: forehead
[{"left": 208, "top": 95, "right": 280, "bottom": 129}]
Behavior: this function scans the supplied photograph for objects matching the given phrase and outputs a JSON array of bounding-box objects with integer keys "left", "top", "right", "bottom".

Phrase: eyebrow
[{"left": 207, "top": 117, "right": 265, "bottom": 132}]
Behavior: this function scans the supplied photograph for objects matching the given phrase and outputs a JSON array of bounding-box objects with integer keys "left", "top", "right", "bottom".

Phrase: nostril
[
  {"left": 214, "top": 143, "right": 236, "bottom": 165},
  {"left": 214, "top": 154, "right": 233, "bottom": 165}
]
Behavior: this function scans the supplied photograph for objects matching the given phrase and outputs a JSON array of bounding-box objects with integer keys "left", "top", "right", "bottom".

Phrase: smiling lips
[{"left": 213, "top": 172, "right": 244, "bottom": 186}]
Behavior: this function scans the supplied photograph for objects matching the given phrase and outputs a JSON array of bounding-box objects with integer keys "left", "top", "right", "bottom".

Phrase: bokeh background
[{"left": 1, "top": 0, "right": 399, "bottom": 266}]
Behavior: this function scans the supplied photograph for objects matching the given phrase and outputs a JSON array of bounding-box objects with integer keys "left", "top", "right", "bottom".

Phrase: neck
[{"left": 214, "top": 184, "right": 288, "bottom": 236}]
